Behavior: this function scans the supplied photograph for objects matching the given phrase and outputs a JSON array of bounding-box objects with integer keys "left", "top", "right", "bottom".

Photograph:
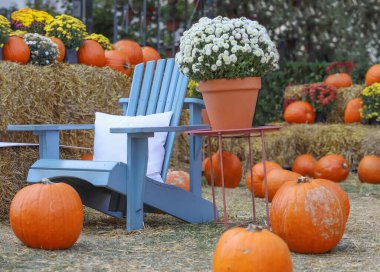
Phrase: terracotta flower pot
[{"left": 199, "top": 77, "right": 261, "bottom": 130}]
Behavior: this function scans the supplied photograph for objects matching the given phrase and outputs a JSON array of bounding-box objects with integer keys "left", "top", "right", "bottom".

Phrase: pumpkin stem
[
  {"left": 246, "top": 224, "right": 264, "bottom": 232},
  {"left": 297, "top": 176, "right": 311, "bottom": 183},
  {"left": 41, "top": 178, "right": 53, "bottom": 185}
]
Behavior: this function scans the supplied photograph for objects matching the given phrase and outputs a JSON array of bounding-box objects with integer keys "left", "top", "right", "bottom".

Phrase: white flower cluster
[
  {"left": 175, "top": 16, "right": 279, "bottom": 81},
  {"left": 24, "top": 33, "right": 58, "bottom": 66}
]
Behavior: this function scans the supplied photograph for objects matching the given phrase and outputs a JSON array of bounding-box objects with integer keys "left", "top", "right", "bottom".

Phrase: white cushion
[{"left": 93, "top": 111, "right": 173, "bottom": 183}]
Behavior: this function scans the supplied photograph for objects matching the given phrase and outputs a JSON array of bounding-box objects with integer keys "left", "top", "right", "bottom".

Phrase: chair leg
[{"left": 126, "top": 134, "right": 151, "bottom": 231}]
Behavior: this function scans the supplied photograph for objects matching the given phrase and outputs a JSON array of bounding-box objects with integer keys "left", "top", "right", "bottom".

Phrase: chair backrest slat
[
  {"left": 124, "top": 58, "right": 188, "bottom": 181},
  {"left": 155, "top": 59, "right": 175, "bottom": 113},
  {"left": 136, "top": 61, "right": 156, "bottom": 116},
  {"left": 146, "top": 60, "right": 167, "bottom": 115},
  {"left": 126, "top": 64, "right": 145, "bottom": 116}
]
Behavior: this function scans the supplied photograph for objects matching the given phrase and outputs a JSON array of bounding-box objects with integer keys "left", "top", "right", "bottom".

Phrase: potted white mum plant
[{"left": 175, "top": 16, "right": 279, "bottom": 130}]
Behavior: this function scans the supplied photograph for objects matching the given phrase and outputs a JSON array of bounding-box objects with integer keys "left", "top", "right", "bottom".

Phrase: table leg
[
  {"left": 208, "top": 136, "right": 217, "bottom": 223},
  {"left": 247, "top": 135, "right": 256, "bottom": 223},
  {"left": 260, "top": 130, "right": 271, "bottom": 229},
  {"left": 218, "top": 134, "right": 228, "bottom": 230}
]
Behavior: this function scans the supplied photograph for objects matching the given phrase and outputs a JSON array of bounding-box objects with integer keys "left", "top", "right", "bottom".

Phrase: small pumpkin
[
  {"left": 365, "top": 64, "right": 380, "bottom": 86},
  {"left": 292, "top": 154, "right": 317, "bottom": 177},
  {"left": 166, "top": 170, "right": 190, "bottom": 191},
  {"left": 9, "top": 179, "right": 83, "bottom": 250},
  {"left": 358, "top": 155, "right": 380, "bottom": 184},
  {"left": 203, "top": 151, "right": 242, "bottom": 188},
  {"left": 50, "top": 37, "right": 65, "bottom": 62},
  {"left": 78, "top": 40, "right": 106, "bottom": 67},
  {"left": 325, "top": 73, "right": 352, "bottom": 88},
  {"left": 264, "top": 169, "right": 301, "bottom": 201},
  {"left": 213, "top": 225, "right": 293, "bottom": 272},
  {"left": 314, "top": 154, "right": 349, "bottom": 182},
  {"left": 113, "top": 39, "right": 143, "bottom": 65},
  {"left": 270, "top": 176, "right": 346, "bottom": 254},
  {"left": 105, "top": 50, "right": 132, "bottom": 76},
  {"left": 246, "top": 161, "right": 282, "bottom": 198},
  {"left": 284, "top": 101, "right": 315, "bottom": 124},
  {"left": 142, "top": 46, "right": 161, "bottom": 64},
  {"left": 3, "top": 36, "right": 30, "bottom": 64},
  {"left": 344, "top": 97, "right": 362, "bottom": 124}
]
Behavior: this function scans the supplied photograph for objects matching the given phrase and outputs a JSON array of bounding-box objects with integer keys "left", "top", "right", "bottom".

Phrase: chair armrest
[
  {"left": 183, "top": 98, "right": 205, "bottom": 109},
  {"left": 7, "top": 124, "right": 94, "bottom": 159},
  {"left": 110, "top": 125, "right": 209, "bottom": 135},
  {"left": 7, "top": 124, "right": 94, "bottom": 131}
]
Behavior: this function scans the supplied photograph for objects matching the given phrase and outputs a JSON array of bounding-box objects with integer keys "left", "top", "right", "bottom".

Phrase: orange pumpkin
[
  {"left": 292, "top": 154, "right": 317, "bottom": 177},
  {"left": 78, "top": 40, "right": 106, "bottom": 67},
  {"left": 284, "top": 101, "right": 315, "bottom": 124},
  {"left": 80, "top": 154, "right": 93, "bottom": 160},
  {"left": 365, "top": 64, "right": 380, "bottom": 86},
  {"left": 204, "top": 151, "right": 242, "bottom": 188},
  {"left": 166, "top": 170, "right": 190, "bottom": 191},
  {"left": 142, "top": 46, "right": 161, "bottom": 64},
  {"left": 246, "top": 161, "right": 282, "bottom": 197},
  {"left": 3, "top": 36, "right": 30, "bottom": 64},
  {"left": 270, "top": 177, "right": 346, "bottom": 253},
  {"left": 358, "top": 155, "right": 380, "bottom": 184},
  {"left": 316, "top": 178, "right": 350, "bottom": 223},
  {"left": 314, "top": 154, "right": 349, "bottom": 182},
  {"left": 344, "top": 97, "right": 362, "bottom": 123},
  {"left": 264, "top": 169, "right": 301, "bottom": 201},
  {"left": 50, "top": 37, "right": 65, "bottom": 62},
  {"left": 325, "top": 73, "right": 352, "bottom": 88},
  {"left": 105, "top": 50, "right": 132, "bottom": 76},
  {"left": 9, "top": 179, "right": 83, "bottom": 250},
  {"left": 113, "top": 39, "right": 143, "bottom": 65},
  {"left": 213, "top": 225, "right": 293, "bottom": 272}
]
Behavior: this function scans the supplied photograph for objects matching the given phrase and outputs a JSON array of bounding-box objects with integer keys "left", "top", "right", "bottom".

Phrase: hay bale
[
  {"left": 0, "top": 62, "right": 132, "bottom": 220},
  {"left": 284, "top": 84, "right": 363, "bottom": 123},
  {"left": 0, "top": 146, "right": 89, "bottom": 221}
]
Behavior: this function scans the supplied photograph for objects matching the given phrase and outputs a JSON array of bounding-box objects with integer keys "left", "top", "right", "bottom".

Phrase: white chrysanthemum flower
[
  {"left": 212, "top": 45, "right": 219, "bottom": 52},
  {"left": 211, "top": 64, "right": 217, "bottom": 71},
  {"left": 216, "top": 60, "right": 222, "bottom": 66}
]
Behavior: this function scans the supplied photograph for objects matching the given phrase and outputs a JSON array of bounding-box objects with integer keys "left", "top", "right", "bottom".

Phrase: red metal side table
[{"left": 188, "top": 126, "right": 282, "bottom": 230}]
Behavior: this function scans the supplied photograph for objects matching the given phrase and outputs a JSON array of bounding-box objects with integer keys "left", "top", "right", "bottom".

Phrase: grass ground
[{"left": 0, "top": 174, "right": 379, "bottom": 271}]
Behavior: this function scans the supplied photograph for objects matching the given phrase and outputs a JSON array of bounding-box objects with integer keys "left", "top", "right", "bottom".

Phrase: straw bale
[
  {"left": 0, "top": 62, "right": 131, "bottom": 220},
  {"left": 0, "top": 61, "right": 131, "bottom": 146},
  {"left": 0, "top": 146, "right": 89, "bottom": 220},
  {"left": 284, "top": 84, "right": 364, "bottom": 123}
]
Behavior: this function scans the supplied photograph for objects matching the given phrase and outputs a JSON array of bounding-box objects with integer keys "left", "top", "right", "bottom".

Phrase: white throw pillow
[{"left": 93, "top": 111, "right": 173, "bottom": 183}]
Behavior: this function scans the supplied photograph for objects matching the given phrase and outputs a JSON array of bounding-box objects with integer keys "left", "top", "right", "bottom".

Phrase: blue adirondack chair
[{"left": 7, "top": 59, "right": 216, "bottom": 231}]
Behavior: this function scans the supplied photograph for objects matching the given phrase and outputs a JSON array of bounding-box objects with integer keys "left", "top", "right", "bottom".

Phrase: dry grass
[{"left": 0, "top": 174, "right": 379, "bottom": 271}]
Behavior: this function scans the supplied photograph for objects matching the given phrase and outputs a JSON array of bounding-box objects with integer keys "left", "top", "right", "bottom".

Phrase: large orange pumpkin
[
  {"left": 264, "top": 169, "right": 301, "bottom": 201},
  {"left": 292, "top": 154, "right": 317, "bottom": 177},
  {"left": 166, "top": 170, "right": 190, "bottom": 191},
  {"left": 314, "top": 154, "right": 349, "bottom": 182},
  {"left": 105, "top": 50, "right": 132, "bottom": 76},
  {"left": 344, "top": 97, "right": 362, "bottom": 123},
  {"left": 3, "top": 36, "right": 30, "bottom": 64},
  {"left": 325, "top": 73, "right": 352, "bottom": 88},
  {"left": 213, "top": 225, "right": 293, "bottom": 272},
  {"left": 78, "top": 40, "right": 106, "bottom": 67},
  {"left": 316, "top": 178, "right": 350, "bottom": 223},
  {"left": 270, "top": 177, "right": 346, "bottom": 253},
  {"left": 365, "top": 64, "right": 380, "bottom": 86},
  {"left": 246, "top": 161, "right": 282, "bottom": 198},
  {"left": 113, "top": 39, "right": 143, "bottom": 65},
  {"left": 284, "top": 101, "right": 315, "bottom": 124},
  {"left": 9, "top": 179, "right": 83, "bottom": 250},
  {"left": 142, "top": 46, "right": 161, "bottom": 64},
  {"left": 204, "top": 151, "right": 242, "bottom": 188},
  {"left": 358, "top": 155, "right": 380, "bottom": 184},
  {"left": 50, "top": 37, "right": 65, "bottom": 62}
]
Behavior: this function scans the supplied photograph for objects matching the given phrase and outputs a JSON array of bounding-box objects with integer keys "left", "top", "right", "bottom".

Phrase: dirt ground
[{"left": 0, "top": 174, "right": 379, "bottom": 272}]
